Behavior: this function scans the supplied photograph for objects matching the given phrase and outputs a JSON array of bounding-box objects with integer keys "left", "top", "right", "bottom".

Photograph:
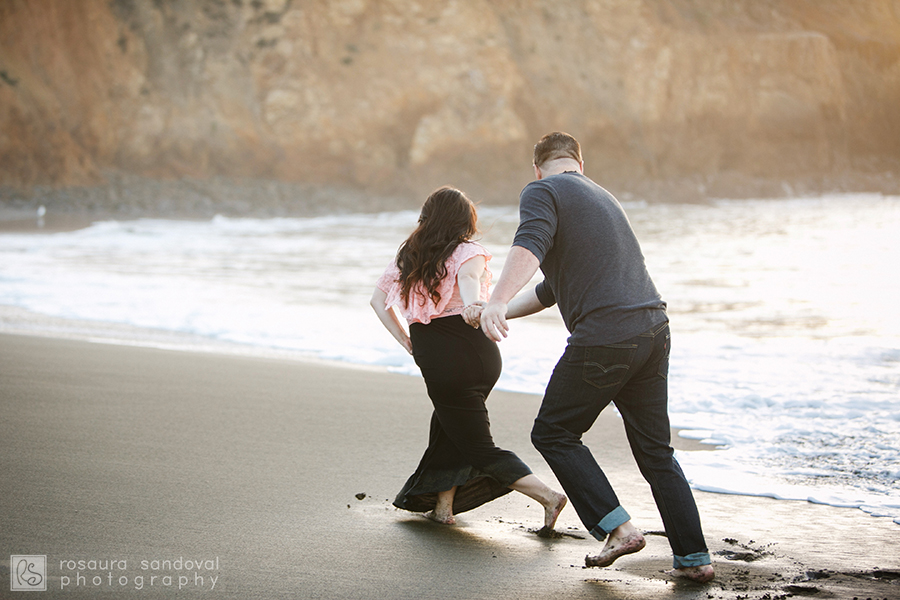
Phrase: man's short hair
[{"left": 533, "top": 132, "right": 582, "bottom": 168}]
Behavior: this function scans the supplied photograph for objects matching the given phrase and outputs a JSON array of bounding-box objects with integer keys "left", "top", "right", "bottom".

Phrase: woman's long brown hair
[{"left": 396, "top": 186, "right": 478, "bottom": 307}]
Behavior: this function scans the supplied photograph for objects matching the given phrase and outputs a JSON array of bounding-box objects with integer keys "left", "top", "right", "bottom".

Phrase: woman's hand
[{"left": 463, "top": 301, "right": 485, "bottom": 328}]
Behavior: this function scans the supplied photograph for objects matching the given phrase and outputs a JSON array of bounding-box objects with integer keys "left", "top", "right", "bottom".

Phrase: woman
[{"left": 370, "top": 186, "right": 566, "bottom": 528}]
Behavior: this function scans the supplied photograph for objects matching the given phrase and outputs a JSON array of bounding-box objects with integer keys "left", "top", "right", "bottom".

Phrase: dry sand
[{"left": 1, "top": 333, "right": 898, "bottom": 599}]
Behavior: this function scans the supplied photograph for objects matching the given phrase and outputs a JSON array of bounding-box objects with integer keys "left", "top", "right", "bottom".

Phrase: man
[{"left": 479, "top": 132, "right": 714, "bottom": 583}]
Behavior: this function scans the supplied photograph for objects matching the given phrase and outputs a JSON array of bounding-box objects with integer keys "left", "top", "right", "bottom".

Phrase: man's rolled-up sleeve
[
  {"left": 512, "top": 182, "right": 557, "bottom": 263},
  {"left": 534, "top": 280, "right": 556, "bottom": 308}
]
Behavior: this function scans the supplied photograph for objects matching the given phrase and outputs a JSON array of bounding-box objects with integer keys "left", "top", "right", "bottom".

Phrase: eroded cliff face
[{"left": 1, "top": 0, "right": 898, "bottom": 212}]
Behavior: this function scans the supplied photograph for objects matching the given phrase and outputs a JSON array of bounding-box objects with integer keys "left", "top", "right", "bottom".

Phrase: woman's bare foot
[
  {"left": 585, "top": 524, "right": 646, "bottom": 568},
  {"left": 508, "top": 475, "right": 568, "bottom": 531},
  {"left": 424, "top": 487, "right": 457, "bottom": 525},
  {"left": 668, "top": 564, "right": 715, "bottom": 583},
  {"left": 424, "top": 510, "right": 456, "bottom": 525},
  {"left": 544, "top": 493, "right": 567, "bottom": 530}
]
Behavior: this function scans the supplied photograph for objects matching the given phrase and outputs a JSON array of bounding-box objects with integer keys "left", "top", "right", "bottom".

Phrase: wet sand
[{"left": 1, "top": 333, "right": 898, "bottom": 599}]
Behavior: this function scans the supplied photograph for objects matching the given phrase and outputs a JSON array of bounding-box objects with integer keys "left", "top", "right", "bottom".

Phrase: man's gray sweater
[{"left": 512, "top": 171, "right": 667, "bottom": 346}]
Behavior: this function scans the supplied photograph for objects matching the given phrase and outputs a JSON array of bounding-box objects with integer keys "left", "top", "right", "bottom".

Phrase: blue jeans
[{"left": 531, "top": 322, "right": 710, "bottom": 568}]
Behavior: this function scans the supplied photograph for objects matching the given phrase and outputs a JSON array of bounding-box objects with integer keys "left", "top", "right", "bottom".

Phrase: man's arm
[
  {"left": 506, "top": 286, "right": 547, "bottom": 320},
  {"left": 480, "top": 245, "right": 541, "bottom": 341}
]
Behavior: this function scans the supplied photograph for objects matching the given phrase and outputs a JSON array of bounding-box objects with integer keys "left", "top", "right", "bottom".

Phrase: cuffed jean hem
[
  {"left": 589, "top": 506, "right": 631, "bottom": 541},
  {"left": 672, "top": 551, "right": 711, "bottom": 569}
]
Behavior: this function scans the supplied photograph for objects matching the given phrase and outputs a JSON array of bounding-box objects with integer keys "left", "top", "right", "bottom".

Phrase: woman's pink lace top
[{"left": 376, "top": 241, "right": 492, "bottom": 325}]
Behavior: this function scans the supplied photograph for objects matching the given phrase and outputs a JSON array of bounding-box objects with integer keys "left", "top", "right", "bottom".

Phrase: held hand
[
  {"left": 480, "top": 302, "right": 509, "bottom": 342},
  {"left": 462, "top": 301, "right": 485, "bottom": 328}
]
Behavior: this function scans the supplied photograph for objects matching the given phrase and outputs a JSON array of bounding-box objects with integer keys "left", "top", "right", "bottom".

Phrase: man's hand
[
  {"left": 480, "top": 301, "right": 509, "bottom": 342},
  {"left": 479, "top": 245, "right": 541, "bottom": 342}
]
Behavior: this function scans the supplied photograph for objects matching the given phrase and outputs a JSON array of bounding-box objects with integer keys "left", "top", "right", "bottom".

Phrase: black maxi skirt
[{"left": 393, "top": 315, "right": 532, "bottom": 515}]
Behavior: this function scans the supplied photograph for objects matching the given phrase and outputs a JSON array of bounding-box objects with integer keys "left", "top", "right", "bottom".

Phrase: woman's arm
[
  {"left": 457, "top": 255, "right": 488, "bottom": 328},
  {"left": 456, "top": 254, "right": 487, "bottom": 306},
  {"left": 370, "top": 287, "right": 413, "bottom": 354}
]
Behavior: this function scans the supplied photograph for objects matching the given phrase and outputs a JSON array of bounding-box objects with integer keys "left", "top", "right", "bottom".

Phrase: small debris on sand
[
  {"left": 528, "top": 526, "right": 585, "bottom": 539},
  {"left": 716, "top": 538, "right": 775, "bottom": 562},
  {"left": 783, "top": 584, "right": 820, "bottom": 594}
]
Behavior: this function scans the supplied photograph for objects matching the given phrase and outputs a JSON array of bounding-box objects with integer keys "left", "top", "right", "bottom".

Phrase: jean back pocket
[{"left": 582, "top": 344, "right": 637, "bottom": 390}]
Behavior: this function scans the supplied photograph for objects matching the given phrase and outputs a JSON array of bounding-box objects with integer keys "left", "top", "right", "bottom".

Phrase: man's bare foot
[
  {"left": 668, "top": 564, "right": 715, "bottom": 583},
  {"left": 424, "top": 510, "right": 456, "bottom": 525},
  {"left": 585, "top": 530, "right": 646, "bottom": 567},
  {"left": 544, "top": 493, "right": 567, "bottom": 530}
]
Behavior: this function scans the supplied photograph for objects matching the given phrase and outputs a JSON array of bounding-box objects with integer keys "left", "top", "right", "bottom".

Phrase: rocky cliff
[{"left": 1, "top": 0, "right": 899, "bottom": 215}]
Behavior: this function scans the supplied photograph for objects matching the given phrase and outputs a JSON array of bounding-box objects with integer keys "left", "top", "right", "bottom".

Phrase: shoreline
[
  {"left": 0, "top": 310, "right": 707, "bottom": 455},
  {"left": 2, "top": 304, "right": 898, "bottom": 514},
  {"left": 1, "top": 332, "right": 898, "bottom": 599}
]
